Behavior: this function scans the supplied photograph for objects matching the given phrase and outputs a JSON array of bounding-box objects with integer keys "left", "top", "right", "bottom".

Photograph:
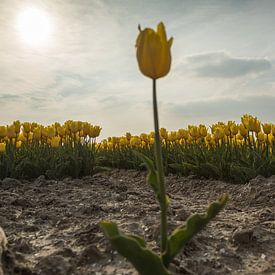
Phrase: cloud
[
  {"left": 164, "top": 94, "right": 275, "bottom": 122},
  {"left": 181, "top": 52, "right": 272, "bottom": 78}
]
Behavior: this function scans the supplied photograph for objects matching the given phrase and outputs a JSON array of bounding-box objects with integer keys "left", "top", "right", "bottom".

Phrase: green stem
[{"left": 152, "top": 79, "right": 167, "bottom": 254}]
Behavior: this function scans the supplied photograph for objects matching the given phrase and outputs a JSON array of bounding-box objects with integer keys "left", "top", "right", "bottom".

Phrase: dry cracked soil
[{"left": 0, "top": 169, "right": 274, "bottom": 274}]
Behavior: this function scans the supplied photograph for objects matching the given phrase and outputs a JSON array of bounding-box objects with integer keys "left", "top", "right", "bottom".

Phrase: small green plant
[{"left": 100, "top": 22, "right": 228, "bottom": 275}]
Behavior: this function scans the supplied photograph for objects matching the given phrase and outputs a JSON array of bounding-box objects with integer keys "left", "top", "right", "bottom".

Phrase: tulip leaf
[
  {"left": 134, "top": 151, "right": 160, "bottom": 198},
  {"left": 162, "top": 193, "right": 229, "bottom": 266},
  {"left": 100, "top": 221, "right": 170, "bottom": 275}
]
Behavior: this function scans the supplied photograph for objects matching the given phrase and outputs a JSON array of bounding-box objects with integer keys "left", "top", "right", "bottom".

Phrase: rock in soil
[{"left": 0, "top": 169, "right": 275, "bottom": 274}]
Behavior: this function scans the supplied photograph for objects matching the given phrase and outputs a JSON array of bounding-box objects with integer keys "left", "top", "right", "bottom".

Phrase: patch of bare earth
[{"left": 0, "top": 170, "right": 274, "bottom": 274}]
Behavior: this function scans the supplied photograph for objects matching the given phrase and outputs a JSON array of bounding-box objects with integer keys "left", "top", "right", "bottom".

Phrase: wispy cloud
[
  {"left": 132, "top": 93, "right": 273, "bottom": 134},
  {"left": 180, "top": 52, "right": 272, "bottom": 78}
]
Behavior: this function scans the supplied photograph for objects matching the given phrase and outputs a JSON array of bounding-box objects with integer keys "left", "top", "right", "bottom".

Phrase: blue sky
[{"left": 0, "top": 0, "right": 275, "bottom": 138}]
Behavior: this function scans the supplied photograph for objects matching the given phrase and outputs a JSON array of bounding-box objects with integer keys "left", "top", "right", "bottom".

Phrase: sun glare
[{"left": 17, "top": 7, "right": 53, "bottom": 47}]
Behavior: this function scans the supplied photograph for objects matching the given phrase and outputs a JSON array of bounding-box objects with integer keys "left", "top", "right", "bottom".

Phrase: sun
[{"left": 17, "top": 7, "right": 53, "bottom": 47}]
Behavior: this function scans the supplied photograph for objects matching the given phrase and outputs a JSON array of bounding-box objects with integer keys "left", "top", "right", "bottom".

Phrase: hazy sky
[{"left": 0, "top": 0, "right": 274, "bottom": 138}]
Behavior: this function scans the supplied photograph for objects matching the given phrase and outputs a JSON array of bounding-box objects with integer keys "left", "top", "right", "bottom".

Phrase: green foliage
[
  {"left": 101, "top": 150, "right": 228, "bottom": 274},
  {"left": 0, "top": 143, "right": 96, "bottom": 179},
  {"left": 100, "top": 221, "right": 170, "bottom": 275},
  {"left": 98, "top": 140, "right": 275, "bottom": 183},
  {"left": 162, "top": 193, "right": 228, "bottom": 266},
  {"left": 134, "top": 151, "right": 161, "bottom": 203}
]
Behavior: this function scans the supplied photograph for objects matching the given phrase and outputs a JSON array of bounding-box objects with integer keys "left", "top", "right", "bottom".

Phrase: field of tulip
[
  {"left": 0, "top": 120, "right": 101, "bottom": 179},
  {"left": 97, "top": 114, "right": 275, "bottom": 184},
  {"left": 0, "top": 114, "right": 274, "bottom": 183},
  {"left": 1, "top": 21, "right": 275, "bottom": 275}
]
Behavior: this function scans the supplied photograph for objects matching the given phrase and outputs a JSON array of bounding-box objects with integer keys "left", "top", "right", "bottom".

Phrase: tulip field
[
  {"left": 1, "top": 114, "right": 275, "bottom": 183},
  {"left": 0, "top": 120, "right": 101, "bottom": 179},
  {"left": 1, "top": 20, "right": 274, "bottom": 275},
  {"left": 98, "top": 114, "right": 275, "bottom": 184},
  {"left": 0, "top": 116, "right": 274, "bottom": 274}
]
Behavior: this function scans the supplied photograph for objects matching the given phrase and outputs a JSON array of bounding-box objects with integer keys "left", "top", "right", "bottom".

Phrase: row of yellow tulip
[
  {"left": 0, "top": 114, "right": 273, "bottom": 153},
  {"left": 0, "top": 120, "right": 101, "bottom": 152},
  {"left": 98, "top": 114, "right": 274, "bottom": 150}
]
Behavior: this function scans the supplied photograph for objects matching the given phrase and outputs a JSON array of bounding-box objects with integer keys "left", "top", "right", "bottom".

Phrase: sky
[{"left": 0, "top": 0, "right": 275, "bottom": 138}]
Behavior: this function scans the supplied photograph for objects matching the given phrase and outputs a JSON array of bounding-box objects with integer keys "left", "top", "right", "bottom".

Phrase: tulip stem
[{"left": 152, "top": 79, "right": 168, "bottom": 254}]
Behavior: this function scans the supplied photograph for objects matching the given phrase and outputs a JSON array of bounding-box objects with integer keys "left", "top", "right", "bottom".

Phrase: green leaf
[
  {"left": 162, "top": 193, "right": 229, "bottom": 266},
  {"left": 133, "top": 151, "right": 160, "bottom": 199},
  {"left": 100, "top": 221, "right": 170, "bottom": 275}
]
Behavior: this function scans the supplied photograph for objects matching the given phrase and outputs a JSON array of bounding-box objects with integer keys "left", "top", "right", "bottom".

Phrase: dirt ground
[{"left": 0, "top": 170, "right": 274, "bottom": 275}]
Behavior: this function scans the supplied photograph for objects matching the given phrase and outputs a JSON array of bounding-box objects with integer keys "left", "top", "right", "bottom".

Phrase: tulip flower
[
  {"left": 6, "top": 125, "right": 16, "bottom": 139},
  {"left": 262, "top": 123, "right": 271, "bottom": 135},
  {"left": 23, "top": 122, "right": 31, "bottom": 134},
  {"left": 50, "top": 136, "right": 61, "bottom": 148},
  {"left": 13, "top": 120, "right": 21, "bottom": 134},
  {"left": 136, "top": 22, "right": 173, "bottom": 79},
  {"left": 0, "top": 142, "right": 6, "bottom": 153},
  {"left": 0, "top": 126, "right": 7, "bottom": 138},
  {"left": 89, "top": 125, "right": 102, "bottom": 138}
]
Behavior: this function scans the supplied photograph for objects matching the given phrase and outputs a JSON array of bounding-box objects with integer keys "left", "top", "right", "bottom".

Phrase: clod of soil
[{"left": 0, "top": 169, "right": 275, "bottom": 274}]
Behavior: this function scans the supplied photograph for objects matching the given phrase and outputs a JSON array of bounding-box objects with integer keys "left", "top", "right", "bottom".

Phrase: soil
[{"left": 0, "top": 170, "right": 274, "bottom": 275}]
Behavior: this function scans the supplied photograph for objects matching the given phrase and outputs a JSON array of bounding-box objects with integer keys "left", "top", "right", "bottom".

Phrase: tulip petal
[
  {"left": 157, "top": 22, "right": 167, "bottom": 42},
  {"left": 168, "top": 37, "right": 173, "bottom": 48}
]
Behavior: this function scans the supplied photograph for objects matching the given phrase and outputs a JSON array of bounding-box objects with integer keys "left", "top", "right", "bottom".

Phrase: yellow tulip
[
  {"left": 168, "top": 131, "right": 177, "bottom": 142},
  {"left": 126, "top": 132, "right": 132, "bottom": 141},
  {"left": 119, "top": 137, "right": 128, "bottom": 146},
  {"left": 0, "top": 142, "right": 6, "bottom": 153},
  {"left": 140, "top": 133, "right": 149, "bottom": 143},
  {"left": 0, "top": 126, "right": 7, "bottom": 138},
  {"left": 224, "top": 126, "right": 230, "bottom": 136},
  {"left": 159, "top": 128, "right": 168, "bottom": 140},
  {"left": 205, "top": 134, "right": 212, "bottom": 143},
  {"left": 33, "top": 127, "right": 42, "bottom": 140},
  {"left": 268, "top": 134, "right": 274, "bottom": 145},
  {"left": 257, "top": 132, "right": 265, "bottom": 142},
  {"left": 136, "top": 22, "right": 173, "bottom": 79},
  {"left": 82, "top": 122, "right": 90, "bottom": 136},
  {"left": 239, "top": 124, "right": 248, "bottom": 138},
  {"left": 214, "top": 127, "right": 225, "bottom": 140},
  {"left": 6, "top": 125, "right": 16, "bottom": 139},
  {"left": 18, "top": 133, "right": 26, "bottom": 142},
  {"left": 199, "top": 125, "right": 207, "bottom": 138},
  {"left": 236, "top": 133, "right": 244, "bottom": 141},
  {"left": 188, "top": 126, "right": 199, "bottom": 139},
  {"left": 57, "top": 126, "right": 66, "bottom": 137},
  {"left": 31, "top": 122, "right": 39, "bottom": 131},
  {"left": 149, "top": 132, "right": 155, "bottom": 139},
  {"left": 16, "top": 141, "right": 22, "bottom": 149},
  {"left": 13, "top": 120, "right": 21, "bottom": 134},
  {"left": 177, "top": 129, "right": 188, "bottom": 140},
  {"left": 252, "top": 119, "right": 261, "bottom": 133},
  {"left": 230, "top": 123, "right": 239, "bottom": 136},
  {"left": 262, "top": 123, "right": 271, "bottom": 135},
  {"left": 130, "top": 136, "right": 141, "bottom": 147},
  {"left": 23, "top": 122, "right": 31, "bottom": 134},
  {"left": 50, "top": 136, "right": 61, "bottom": 148},
  {"left": 89, "top": 125, "right": 101, "bottom": 138},
  {"left": 70, "top": 121, "right": 79, "bottom": 134},
  {"left": 46, "top": 126, "right": 56, "bottom": 138},
  {"left": 41, "top": 126, "right": 48, "bottom": 138},
  {"left": 28, "top": 132, "right": 33, "bottom": 141}
]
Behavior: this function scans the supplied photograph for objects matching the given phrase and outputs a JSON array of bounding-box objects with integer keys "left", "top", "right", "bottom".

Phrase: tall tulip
[
  {"left": 100, "top": 22, "right": 228, "bottom": 275},
  {"left": 136, "top": 22, "right": 173, "bottom": 79},
  {"left": 136, "top": 22, "right": 173, "bottom": 253}
]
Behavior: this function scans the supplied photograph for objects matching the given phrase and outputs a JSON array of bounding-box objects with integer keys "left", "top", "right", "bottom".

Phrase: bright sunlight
[{"left": 16, "top": 7, "right": 53, "bottom": 47}]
